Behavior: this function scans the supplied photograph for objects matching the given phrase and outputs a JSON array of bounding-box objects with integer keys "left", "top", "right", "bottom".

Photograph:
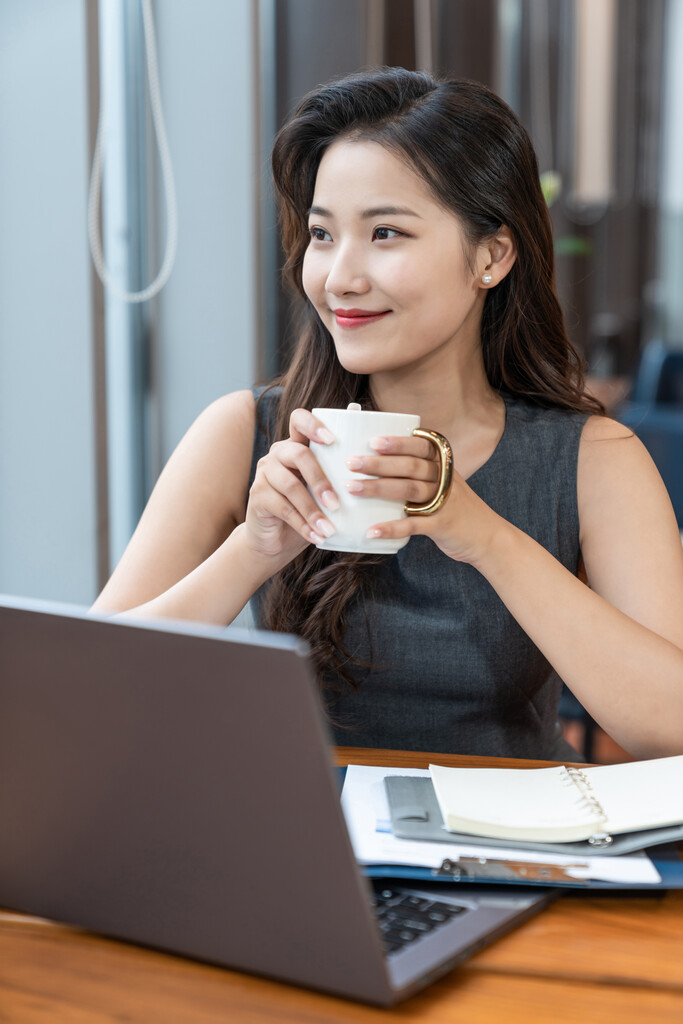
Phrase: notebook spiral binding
[{"left": 562, "top": 767, "right": 613, "bottom": 847}]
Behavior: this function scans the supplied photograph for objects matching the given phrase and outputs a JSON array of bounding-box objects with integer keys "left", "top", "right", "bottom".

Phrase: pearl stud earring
[{"left": 482, "top": 273, "right": 493, "bottom": 284}]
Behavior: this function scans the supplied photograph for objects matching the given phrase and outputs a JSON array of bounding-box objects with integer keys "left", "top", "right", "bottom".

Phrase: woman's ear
[{"left": 477, "top": 226, "right": 517, "bottom": 288}]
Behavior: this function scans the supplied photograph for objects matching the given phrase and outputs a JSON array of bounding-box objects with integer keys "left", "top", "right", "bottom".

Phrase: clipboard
[{"left": 362, "top": 846, "right": 683, "bottom": 889}]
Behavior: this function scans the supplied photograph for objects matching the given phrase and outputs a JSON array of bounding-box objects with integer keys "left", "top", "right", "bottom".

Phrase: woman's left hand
[{"left": 345, "top": 433, "right": 505, "bottom": 564}]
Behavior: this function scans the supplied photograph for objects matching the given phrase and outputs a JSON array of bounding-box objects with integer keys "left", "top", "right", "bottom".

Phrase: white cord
[{"left": 88, "top": 0, "right": 178, "bottom": 303}]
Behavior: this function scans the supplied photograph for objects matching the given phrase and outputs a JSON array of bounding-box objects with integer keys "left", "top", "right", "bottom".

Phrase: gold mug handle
[{"left": 404, "top": 428, "right": 454, "bottom": 516}]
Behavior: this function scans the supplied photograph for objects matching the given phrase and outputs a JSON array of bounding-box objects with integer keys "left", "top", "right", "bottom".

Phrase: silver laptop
[{"left": 0, "top": 595, "right": 553, "bottom": 1006}]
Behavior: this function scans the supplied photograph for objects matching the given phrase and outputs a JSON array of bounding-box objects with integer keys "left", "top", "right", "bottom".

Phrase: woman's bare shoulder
[
  {"left": 192, "top": 388, "right": 256, "bottom": 440},
  {"left": 166, "top": 388, "right": 257, "bottom": 521},
  {"left": 92, "top": 389, "right": 259, "bottom": 613},
  {"left": 577, "top": 414, "right": 667, "bottom": 503},
  {"left": 580, "top": 413, "right": 633, "bottom": 443},
  {"left": 577, "top": 414, "right": 683, "bottom": 645},
  {"left": 174, "top": 388, "right": 256, "bottom": 469},
  {"left": 577, "top": 413, "right": 672, "bottom": 523}
]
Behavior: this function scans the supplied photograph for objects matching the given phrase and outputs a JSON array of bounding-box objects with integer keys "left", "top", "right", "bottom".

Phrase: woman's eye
[
  {"left": 309, "top": 226, "right": 331, "bottom": 242},
  {"left": 372, "top": 226, "right": 402, "bottom": 241}
]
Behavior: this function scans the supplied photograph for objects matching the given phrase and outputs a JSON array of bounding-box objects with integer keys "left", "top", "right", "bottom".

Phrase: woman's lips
[{"left": 333, "top": 308, "right": 391, "bottom": 329}]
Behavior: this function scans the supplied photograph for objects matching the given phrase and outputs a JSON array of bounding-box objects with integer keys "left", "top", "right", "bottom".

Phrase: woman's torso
[{"left": 249, "top": 386, "right": 587, "bottom": 760}]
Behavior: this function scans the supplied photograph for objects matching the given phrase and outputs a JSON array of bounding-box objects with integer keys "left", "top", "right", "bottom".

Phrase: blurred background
[{"left": 1, "top": 0, "right": 682, "bottom": 611}]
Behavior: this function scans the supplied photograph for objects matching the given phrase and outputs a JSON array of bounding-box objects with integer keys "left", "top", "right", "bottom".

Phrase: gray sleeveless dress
[{"left": 249, "top": 387, "right": 587, "bottom": 760}]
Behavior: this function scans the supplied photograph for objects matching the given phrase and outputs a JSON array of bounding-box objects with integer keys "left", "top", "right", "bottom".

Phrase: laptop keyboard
[{"left": 371, "top": 885, "right": 469, "bottom": 955}]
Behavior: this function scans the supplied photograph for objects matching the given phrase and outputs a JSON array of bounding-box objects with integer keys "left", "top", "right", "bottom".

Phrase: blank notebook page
[{"left": 429, "top": 765, "right": 592, "bottom": 830}]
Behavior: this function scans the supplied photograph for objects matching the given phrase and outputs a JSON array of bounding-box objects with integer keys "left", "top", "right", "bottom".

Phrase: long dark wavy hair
[{"left": 259, "top": 67, "right": 603, "bottom": 689}]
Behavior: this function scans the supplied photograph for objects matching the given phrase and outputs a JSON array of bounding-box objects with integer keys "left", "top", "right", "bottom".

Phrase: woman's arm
[
  {"left": 92, "top": 389, "right": 259, "bottom": 620},
  {"left": 92, "top": 393, "right": 339, "bottom": 625},
  {"left": 469, "top": 417, "right": 683, "bottom": 759}
]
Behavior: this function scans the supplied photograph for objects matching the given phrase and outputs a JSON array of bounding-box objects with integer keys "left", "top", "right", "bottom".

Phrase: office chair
[{"left": 618, "top": 340, "right": 683, "bottom": 526}]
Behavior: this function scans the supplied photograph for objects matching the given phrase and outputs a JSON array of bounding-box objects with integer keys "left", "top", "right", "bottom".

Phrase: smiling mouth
[{"left": 333, "top": 308, "right": 391, "bottom": 328}]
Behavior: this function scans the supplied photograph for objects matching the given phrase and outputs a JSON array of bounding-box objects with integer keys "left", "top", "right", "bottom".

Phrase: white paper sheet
[{"left": 340, "top": 764, "right": 662, "bottom": 886}]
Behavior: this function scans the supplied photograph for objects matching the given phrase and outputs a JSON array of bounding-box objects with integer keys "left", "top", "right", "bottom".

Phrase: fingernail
[
  {"left": 321, "top": 489, "right": 340, "bottom": 510},
  {"left": 346, "top": 456, "right": 363, "bottom": 470},
  {"left": 370, "top": 436, "right": 390, "bottom": 451},
  {"left": 345, "top": 480, "right": 364, "bottom": 494},
  {"left": 316, "top": 428, "right": 335, "bottom": 444},
  {"left": 366, "top": 527, "right": 383, "bottom": 539},
  {"left": 316, "top": 518, "right": 336, "bottom": 537},
  {"left": 310, "top": 530, "right": 326, "bottom": 544}
]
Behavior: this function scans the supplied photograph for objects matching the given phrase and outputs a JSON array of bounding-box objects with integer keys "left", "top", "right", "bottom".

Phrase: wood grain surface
[
  {"left": 1, "top": 912, "right": 682, "bottom": 1024},
  {"left": 334, "top": 746, "right": 589, "bottom": 770},
  {"left": 334, "top": 747, "right": 574, "bottom": 770},
  {"left": 2, "top": 748, "right": 681, "bottom": 1023}
]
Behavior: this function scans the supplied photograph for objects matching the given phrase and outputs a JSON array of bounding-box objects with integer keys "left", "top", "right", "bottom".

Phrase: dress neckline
[{"left": 464, "top": 392, "right": 513, "bottom": 485}]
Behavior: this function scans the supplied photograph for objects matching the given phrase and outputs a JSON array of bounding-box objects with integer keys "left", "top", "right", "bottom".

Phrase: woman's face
[{"left": 302, "top": 139, "right": 487, "bottom": 380}]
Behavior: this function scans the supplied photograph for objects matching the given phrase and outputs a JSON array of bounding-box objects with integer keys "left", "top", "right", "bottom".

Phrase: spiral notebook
[{"left": 385, "top": 758, "right": 683, "bottom": 858}]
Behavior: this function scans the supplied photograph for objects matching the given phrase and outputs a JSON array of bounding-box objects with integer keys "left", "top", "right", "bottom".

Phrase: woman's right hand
[{"left": 244, "top": 408, "right": 340, "bottom": 561}]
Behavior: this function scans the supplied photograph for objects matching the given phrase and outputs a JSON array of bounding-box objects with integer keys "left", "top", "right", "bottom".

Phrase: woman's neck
[
  {"left": 368, "top": 343, "right": 507, "bottom": 481},
  {"left": 368, "top": 347, "right": 501, "bottom": 443}
]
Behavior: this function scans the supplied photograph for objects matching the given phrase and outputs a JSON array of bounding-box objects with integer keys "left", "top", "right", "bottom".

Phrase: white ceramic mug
[{"left": 310, "top": 404, "right": 453, "bottom": 554}]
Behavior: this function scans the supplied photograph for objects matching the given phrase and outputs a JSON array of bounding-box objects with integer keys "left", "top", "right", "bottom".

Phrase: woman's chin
[{"left": 332, "top": 341, "right": 399, "bottom": 377}]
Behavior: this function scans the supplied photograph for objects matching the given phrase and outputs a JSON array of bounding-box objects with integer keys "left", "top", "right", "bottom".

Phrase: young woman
[{"left": 92, "top": 69, "right": 683, "bottom": 761}]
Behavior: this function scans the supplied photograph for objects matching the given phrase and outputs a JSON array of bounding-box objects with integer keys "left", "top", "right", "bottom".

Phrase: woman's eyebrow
[
  {"left": 361, "top": 205, "right": 422, "bottom": 219},
  {"left": 307, "top": 204, "right": 422, "bottom": 218}
]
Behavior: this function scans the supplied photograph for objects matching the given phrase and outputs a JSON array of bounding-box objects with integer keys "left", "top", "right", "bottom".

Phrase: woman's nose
[{"left": 324, "top": 243, "right": 370, "bottom": 298}]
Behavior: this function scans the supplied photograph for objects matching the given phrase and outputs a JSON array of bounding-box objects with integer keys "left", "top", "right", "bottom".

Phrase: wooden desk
[{"left": 2, "top": 748, "right": 682, "bottom": 1023}]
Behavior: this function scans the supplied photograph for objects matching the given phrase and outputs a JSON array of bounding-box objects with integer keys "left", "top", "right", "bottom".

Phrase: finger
[
  {"left": 268, "top": 440, "right": 340, "bottom": 511},
  {"left": 365, "top": 516, "right": 425, "bottom": 543},
  {"left": 260, "top": 459, "right": 336, "bottom": 541},
  {"left": 345, "top": 476, "right": 439, "bottom": 505},
  {"left": 251, "top": 472, "right": 322, "bottom": 544},
  {"left": 267, "top": 498, "right": 326, "bottom": 546},
  {"left": 289, "top": 407, "right": 335, "bottom": 447},
  {"left": 369, "top": 434, "right": 437, "bottom": 460},
  {"left": 345, "top": 453, "right": 440, "bottom": 483}
]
